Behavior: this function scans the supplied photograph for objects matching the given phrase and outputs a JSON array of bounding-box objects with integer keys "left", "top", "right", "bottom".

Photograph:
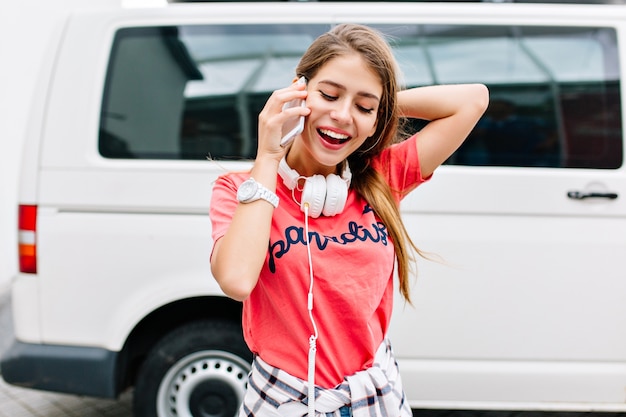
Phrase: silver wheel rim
[{"left": 156, "top": 350, "right": 250, "bottom": 417}]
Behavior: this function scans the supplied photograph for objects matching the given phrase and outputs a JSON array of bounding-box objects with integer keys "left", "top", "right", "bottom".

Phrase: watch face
[{"left": 238, "top": 179, "right": 258, "bottom": 201}]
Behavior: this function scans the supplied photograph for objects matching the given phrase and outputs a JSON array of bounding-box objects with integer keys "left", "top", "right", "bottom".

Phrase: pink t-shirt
[{"left": 210, "top": 134, "right": 428, "bottom": 388}]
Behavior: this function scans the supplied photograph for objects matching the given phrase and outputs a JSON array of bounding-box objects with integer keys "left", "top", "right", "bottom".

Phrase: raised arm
[
  {"left": 398, "top": 84, "right": 489, "bottom": 178},
  {"left": 210, "top": 81, "right": 309, "bottom": 301}
]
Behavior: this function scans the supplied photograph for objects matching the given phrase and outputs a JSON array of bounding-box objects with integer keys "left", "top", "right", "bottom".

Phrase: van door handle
[{"left": 567, "top": 191, "right": 618, "bottom": 200}]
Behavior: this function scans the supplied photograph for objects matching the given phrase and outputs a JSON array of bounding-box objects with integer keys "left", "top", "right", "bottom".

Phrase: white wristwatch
[{"left": 237, "top": 177, "right": 279, "bottom": 208}]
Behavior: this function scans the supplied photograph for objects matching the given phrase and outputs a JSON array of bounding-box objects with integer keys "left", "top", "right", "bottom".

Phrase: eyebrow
[{"left": 318, "top": 80, "right": 381, "bottom": 102}]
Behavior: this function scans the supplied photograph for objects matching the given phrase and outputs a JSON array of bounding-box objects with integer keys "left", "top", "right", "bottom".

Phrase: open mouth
[{"left": 318, "top": 128, "right": 351, "bottom": 145}]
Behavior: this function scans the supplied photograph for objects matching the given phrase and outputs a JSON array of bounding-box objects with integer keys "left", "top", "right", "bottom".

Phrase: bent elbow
[
  {"left": 211, "top": 264, "right": 257, "bottom": 302},
  {"left": 474, "top": 84, "right": 490, "bottom": 115},
  {"left": 220, "top": 280, "right": 255, "bottom": 302}
]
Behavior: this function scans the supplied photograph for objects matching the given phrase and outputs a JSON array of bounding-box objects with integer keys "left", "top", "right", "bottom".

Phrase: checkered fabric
[{"left": 239, "top": 339, "right": 412, "bottom": 417}]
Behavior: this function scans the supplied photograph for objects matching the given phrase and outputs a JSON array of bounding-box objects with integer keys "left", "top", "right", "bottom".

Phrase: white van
[{"left": 2, "top": 1, "right": 625, "bottom": 416}]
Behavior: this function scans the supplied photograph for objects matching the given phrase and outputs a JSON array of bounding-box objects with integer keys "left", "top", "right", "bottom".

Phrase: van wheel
[{"left": 133, "top": 319, "right": 252, "bottom": 417}]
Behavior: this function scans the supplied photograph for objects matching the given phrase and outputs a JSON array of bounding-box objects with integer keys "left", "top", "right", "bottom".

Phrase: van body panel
[
  {"left": 10, "top": 275, "right": 42, "bottom": 343},
  {"left": 400, "top": 359, "right": 626, "bottom": 410},
  {"left": 402, "top": 166, "right": 625, "bottom": 216},
  {"left": 391, "top": 210, "right": 626, "bottom": 404},
  {"left": 36, "top": 210, "right": 221, "bottom": 349},
  {"left": 38, "top": 168, "right": 217, "bottom": 213},
  {"left": 5, "top": 2, "right": 626, "bottom": 413},
  {"left": 393, "top": 210, "right": 626, "bottom": 361},
  {"left": 17, "top": 16, "right": 71, "bottom": 204}
]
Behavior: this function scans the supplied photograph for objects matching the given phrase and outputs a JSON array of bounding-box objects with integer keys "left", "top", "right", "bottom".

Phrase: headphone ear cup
[
  {"left": 301, "top": 175, "right": 326, "bottom": 218},
  {"left": 322, "top": 173, "right": 348, "bottom": 216}
]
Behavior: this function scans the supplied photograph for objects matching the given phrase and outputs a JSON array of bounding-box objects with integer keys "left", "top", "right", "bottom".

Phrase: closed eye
[
  {"left": 320, "top": 91, "right": 375, "bottom": 114},
  {"left": 358, "top": 105, "right": 375, "bottom": 114},
  {"left": 320, "top": 91, "right": 336, "bottom": 101}
]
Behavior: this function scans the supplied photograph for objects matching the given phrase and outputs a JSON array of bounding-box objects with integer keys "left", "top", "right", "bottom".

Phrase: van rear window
[{"left": 99, "top": 23, "right": 622, "bottom": 169}]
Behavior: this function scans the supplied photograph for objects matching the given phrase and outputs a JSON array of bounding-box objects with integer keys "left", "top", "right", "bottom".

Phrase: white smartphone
[{"left": 280, "top": 76, "right": 307, "bottom": 147}]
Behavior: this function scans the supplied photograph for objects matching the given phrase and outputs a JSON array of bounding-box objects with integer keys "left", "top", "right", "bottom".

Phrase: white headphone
[
  {"left": 278, "top": 157, "right": 352, "bottom": 218},
  {"left": 278, "top": 157, "right": 352, "bottom": 415}
]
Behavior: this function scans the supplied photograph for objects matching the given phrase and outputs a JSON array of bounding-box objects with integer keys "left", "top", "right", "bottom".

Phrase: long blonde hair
[{"left": 296, "top": 23, "right": 420, "bottom": 303}]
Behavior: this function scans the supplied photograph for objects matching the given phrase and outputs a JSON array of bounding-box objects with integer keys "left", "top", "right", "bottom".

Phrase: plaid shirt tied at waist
[{"left": 239, "top": 339, "right": 412, "bottom": 417}]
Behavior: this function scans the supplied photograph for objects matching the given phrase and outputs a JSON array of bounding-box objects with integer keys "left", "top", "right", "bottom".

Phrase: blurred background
[
  {"left": 1, "top": 0, "right": 622, "bottom": 295},
  {"left": 0, "top": 0, "right": 166, "bottom": 294}
]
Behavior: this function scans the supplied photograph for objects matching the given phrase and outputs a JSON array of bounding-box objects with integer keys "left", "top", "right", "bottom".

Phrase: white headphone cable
[
  {"left": 303, "top": 203, "right": 318, "bottom": 417},
  {"left": 289, "top": 176, "right": 307, "bottom": 207}
]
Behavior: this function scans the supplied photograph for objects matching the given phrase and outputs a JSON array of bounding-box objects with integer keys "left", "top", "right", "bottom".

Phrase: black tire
[{"left": 133, "top": 319, "right": 252, "bottom": 417}]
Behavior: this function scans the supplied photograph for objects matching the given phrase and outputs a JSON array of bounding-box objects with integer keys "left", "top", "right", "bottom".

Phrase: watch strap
[{"left": 255, "top": 181, "right": 279, "bottom": 208}]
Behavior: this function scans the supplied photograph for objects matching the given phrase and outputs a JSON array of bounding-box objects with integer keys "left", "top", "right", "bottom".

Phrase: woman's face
[{"left": 294, "top": 53, "right": 382, "bottom": 175}]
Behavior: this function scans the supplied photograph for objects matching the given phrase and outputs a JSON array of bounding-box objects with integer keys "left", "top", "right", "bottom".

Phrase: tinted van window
[
  {"left": 100, "top": 24, "right": 328, "bottom": 160},
  {"left": 100, "top": 23, "right": 622, "bottom": 169}
]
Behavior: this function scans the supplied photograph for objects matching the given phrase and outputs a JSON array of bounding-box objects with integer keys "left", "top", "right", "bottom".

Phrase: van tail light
[{"left": 18, "top": 204, "right": 37, "bottom": 274}]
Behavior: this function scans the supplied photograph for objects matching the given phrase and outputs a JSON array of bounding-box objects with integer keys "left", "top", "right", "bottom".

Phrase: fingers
[
  {"left": 257, "top": 81, "right": 310, "bottom": 154},
  {"left": 277, "top": 81, "right": 309, "bottom": 116}
]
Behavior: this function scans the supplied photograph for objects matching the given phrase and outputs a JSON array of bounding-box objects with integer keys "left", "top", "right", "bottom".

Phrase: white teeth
[{"left": 319, "top": 129, "right": 349, "bottom": 140}]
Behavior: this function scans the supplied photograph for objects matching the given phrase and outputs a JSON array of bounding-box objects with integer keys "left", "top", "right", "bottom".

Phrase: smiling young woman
[{"left": 210, "top": 23, "right": 489, "bottom": 417}]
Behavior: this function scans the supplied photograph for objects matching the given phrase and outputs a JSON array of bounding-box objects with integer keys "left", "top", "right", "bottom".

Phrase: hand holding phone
[{"left": 280, "top": 77, "right": 307, "bottom": 147}]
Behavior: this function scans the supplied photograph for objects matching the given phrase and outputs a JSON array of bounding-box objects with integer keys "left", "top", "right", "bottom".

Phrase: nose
[{"left": 330, "top": 100, "right": 352, "bottom": 125}]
